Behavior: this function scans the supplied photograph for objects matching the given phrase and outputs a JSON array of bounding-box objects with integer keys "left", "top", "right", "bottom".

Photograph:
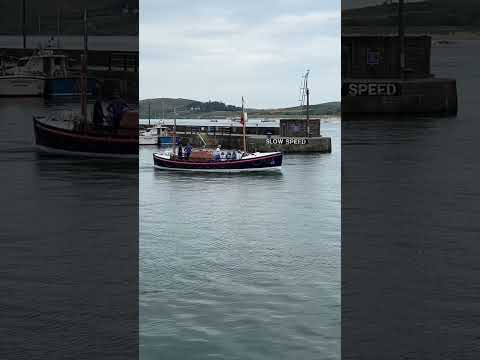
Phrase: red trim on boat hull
[{"left": 33, "top": 117, "right": 138, "bottom": 156}]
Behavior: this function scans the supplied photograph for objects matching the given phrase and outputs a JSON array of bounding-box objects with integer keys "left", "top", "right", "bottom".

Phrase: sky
[
  {"left": 343, "top": 0, "right": 422, "bottom": 9},
  {"left": 140, "top": 0, "right": 340, "bottom": 108}
]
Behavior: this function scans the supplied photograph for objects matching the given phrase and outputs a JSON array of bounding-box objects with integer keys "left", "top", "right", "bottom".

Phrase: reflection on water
[
  {"left": 342, "top": 40, "right": 480, "bottom": 358},
  {"left": 0, "top": 97, "right": 138, "bottom": 359},
  {"left": 140, "top": 121, "right": 340, "bottom": 359}
]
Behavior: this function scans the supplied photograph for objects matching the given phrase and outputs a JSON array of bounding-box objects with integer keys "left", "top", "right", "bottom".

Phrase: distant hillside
[
  {"left": 140, "top": 98, "right": 340, "bottom": 119},
  {"left": 254, "top": 102, "right": 341, "bottom": 116},
  {"left": 342, "top": 0, "right": 480, "bottom": 30}
]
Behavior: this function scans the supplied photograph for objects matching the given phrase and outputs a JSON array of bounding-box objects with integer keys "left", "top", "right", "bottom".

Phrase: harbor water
[
  {"left": 342, "top": 40, "right": 480, "bottom": 357},
  {"left": 0, "top": 97, "right": 138, "bottom": 358},
  {"left": 140, "top": 119, "right": 341, "bottom": 359}
]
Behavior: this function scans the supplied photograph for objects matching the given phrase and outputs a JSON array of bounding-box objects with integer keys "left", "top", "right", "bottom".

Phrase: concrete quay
[
  {"left": 183, "top": 133, "right": 332, "bottom": 153},
  {"left": 342, "top": 78, "right": 458, "bottom": 115}
]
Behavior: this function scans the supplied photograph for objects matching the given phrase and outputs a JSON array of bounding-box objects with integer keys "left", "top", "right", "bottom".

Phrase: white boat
[
  {"left": 0, "top": 48, "right": 94, "bottom": 97},
  {"left": 139, "top": 125, "right": 172, "bottom": 145},
  {"left": 0, "top": 74, "right": 45, "bottom": 96},
  {"left": 139, "top": 127, "right": 158, "bottom": 145}
]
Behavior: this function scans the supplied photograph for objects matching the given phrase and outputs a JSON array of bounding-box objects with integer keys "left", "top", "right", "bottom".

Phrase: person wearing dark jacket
[
  {"left": 107, "top": 95, "right": 129, "bottom": 132},
  {"left": 178, "top": 145, "right": 183, "bottom": 159},
  {"left": 93, "top": 99, "right": 104, "bottom": 127},
  {"left": 185, "top": 143, "right": 193, "bottom": 160}
]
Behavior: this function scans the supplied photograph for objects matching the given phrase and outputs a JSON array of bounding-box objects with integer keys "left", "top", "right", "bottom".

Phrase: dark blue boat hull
[{"left": 44, "top": 78, "right": 97, "bottom": 97}]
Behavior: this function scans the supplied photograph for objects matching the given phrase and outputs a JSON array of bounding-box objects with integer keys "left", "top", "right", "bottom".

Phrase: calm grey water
[
  {"left": 140, "top": 120, "right": 341, "bottom": 359},
  {"left": 342, "top": 40, "right": 480, "bottom": 358},
  {"left": 0, "top": 98, "right": 138, "bottom": 358}
]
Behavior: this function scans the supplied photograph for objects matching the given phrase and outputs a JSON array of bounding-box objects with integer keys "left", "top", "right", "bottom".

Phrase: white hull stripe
[{"left": 153, "top": 165, "right": 281, "bottom": 173}]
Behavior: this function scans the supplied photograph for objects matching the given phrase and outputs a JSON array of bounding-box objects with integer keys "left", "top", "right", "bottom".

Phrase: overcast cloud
[{"left": 140, "top": 0, "right": 340, "bottom": 108}]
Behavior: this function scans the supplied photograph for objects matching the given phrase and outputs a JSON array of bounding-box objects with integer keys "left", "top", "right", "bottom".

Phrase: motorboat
[
  {"left": 0, "top": 48, "right": 96, "bottom": 97},
  {"left": 140, "top": 127, "right": 159, "bottom": 145},
  {"left": 139, "top": 125, "right": 174, "bottom": 145}
]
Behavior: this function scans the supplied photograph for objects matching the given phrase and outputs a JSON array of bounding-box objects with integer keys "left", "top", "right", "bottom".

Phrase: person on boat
[
  {"left": 178, "top": 145, "right": 183, "bottom": 159},
  {"left": 185, "top": 143, "right": 193, "bottom": 160},
  {"left": 231, "top": 151, "right": 237, "bottom": 160},
  {"left": 213, "top": 145, "right": 221, "bottom": 161},
  {"left": 93, "top": 91, "right": 105, "bottom": 128},
  {"left": 220, "top": 152, "right": 226, "bottom": 161},
  {"left": 107, "top": 91, "right": 129, "bottom": 132},
  {"left": 226, "top": 152, "right": 231, "bottom": 160}
]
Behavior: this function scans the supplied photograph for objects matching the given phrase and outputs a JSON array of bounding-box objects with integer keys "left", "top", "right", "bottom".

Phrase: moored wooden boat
[
  {"left": 33, "top": 114, "right": 138, "bottom": 158},
  {"left": 153, "top": 96, "right": 282, "bottom": 172},
  {"left": 33, "top": 12, "right": 137, "bottom": 158}
]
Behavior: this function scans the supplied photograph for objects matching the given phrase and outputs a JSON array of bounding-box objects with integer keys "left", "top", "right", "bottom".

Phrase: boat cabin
[{"left": 7, "top": 50, "right": 68, "bottom": 78}]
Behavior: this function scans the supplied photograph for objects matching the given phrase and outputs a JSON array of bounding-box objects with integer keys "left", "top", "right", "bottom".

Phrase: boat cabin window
[{"left": 17, "top": 59, "right": 28, "bottom": 67}]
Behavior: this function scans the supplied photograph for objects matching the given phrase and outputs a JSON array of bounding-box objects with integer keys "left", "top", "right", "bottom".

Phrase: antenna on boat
[{"left": 299, "top": 70, "right": 310, "bottom": 137}]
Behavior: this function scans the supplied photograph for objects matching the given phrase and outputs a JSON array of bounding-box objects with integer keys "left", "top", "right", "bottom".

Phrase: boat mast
[
  {"left": 172, "top": 107, "right": 177, "bottom": 157},
  {"left": 22, "top": 0, "right": 26, "bottom": 49},
  {"left": 299, "top": 70, "right": 310, "bottom": 138},
  {"left": 57, "top": 8, "right": 61, "bottom": 37},
  {"left": 398, "top": 0, "right": 405, "bottom": 80},
  {"left": 80, "top": 8, "right": 88, "bottom": 130},
  {"left": 148, "top": 102, "right": 151, "bottom": 126},
  {"left": 306, "top": 73, "right": 310, "bottom": 138},
  {"left": 241, "top": 96, "right": 246, "bottom": 153}
]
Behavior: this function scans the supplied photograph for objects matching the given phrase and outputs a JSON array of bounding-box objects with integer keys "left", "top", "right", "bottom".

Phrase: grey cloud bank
[{"left": 140, "top": 0, "right": 340, "bottom": 108}]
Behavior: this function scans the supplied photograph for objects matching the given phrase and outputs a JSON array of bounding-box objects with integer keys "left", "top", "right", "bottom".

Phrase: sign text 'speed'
[{"left": 342, "top": 82, "right": 399, "bottom": 96}]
